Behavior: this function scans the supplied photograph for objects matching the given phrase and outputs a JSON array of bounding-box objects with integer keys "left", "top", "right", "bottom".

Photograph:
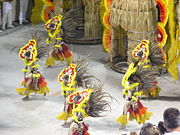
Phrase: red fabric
[
  {"left": 23, "top": 73, "right": 47, "bottom": 87},
  {"left": 61, "top": 44, "right": 72, "bottom": 58},
  {"left": 73, "top": 123, "right": 89, "bottom": 135},
  {"left": 156, "top": 0, "right": 167, "bottom": 23},
  {"left": 52, "top": 43, "right": 72, "bottom": 58},
  {"left": 67, "top": 104, "right": 73, "bottom": 114},
  {"left": 137, "top": 100, "right": 143, "bottom": 108},
  {"left": 128, "top": 100, "right": 147, "bottom": 116},
  {"left": 52, "top": 49, "right": 62, "bottom": 57},
  {"left": 156, "top": 24, "right": 164, "bottom": 43},
  {"left": 43, "top": 6, "right": 55, "bottom": 22},
  {"left": 38, "top": 75, "right": 47, "bottom": 87}
]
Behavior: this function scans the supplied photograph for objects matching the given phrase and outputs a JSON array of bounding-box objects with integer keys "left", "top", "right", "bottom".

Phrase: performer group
[{"left": 14, "top": 0, "right": 180, "bottom": 134}]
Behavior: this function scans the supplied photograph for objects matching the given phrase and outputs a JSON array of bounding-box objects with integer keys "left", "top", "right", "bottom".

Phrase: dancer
[
  {"left": 16, "top": 63, "right": 50, "bottom": 100},
  {"left": 68, "top": 85, "right": 111, "bottom": 135},
  {"left": 56, "top": 57, "right": 99, "bottom": 125},
  {"left": 16, "top": 38, "right": 50, "bottom": 100},
  {"left": 45, "top": 39, "right": 72, "bottom": 66},
  {"left": 41, "top": 0, "right": 73, "bottom": 66},
  {"left": 44, "top": 14, "right": 73, "bottom": 66},
  {"left": 116, "top": 40, "right": 166, "bottom": 127}
]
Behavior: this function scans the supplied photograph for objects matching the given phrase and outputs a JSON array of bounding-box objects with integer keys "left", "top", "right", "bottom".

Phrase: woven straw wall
[
  {"left": 83, "top": 0, "right": 102, "bottom": 38},
  {"left": 110, "top": 0, "right": 157, "bottom": 62}
]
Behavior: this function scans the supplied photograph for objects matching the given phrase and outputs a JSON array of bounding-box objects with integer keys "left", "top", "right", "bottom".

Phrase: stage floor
[{"left": 0, "top": 24, "right": 180, "bottom": 135}]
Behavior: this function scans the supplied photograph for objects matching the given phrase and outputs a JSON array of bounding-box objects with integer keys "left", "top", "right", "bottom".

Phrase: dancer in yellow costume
[
  {"left": 43, "top": 14, "right": 73, "bottom": 66},
  {"left": 56, "top": 57, "right": 99, "bottom": 125},
  {"left": 16, "top": 39, "right": 50, "bottom": 100},
  {"left": 41, "top": 1, "right": 73, "bottom": 66},
  {"left": 68, "top": 85, "right": 111, "bottom": 135},
  {"left": 116, "top": 40, "right": 166, "bottom": 127}
]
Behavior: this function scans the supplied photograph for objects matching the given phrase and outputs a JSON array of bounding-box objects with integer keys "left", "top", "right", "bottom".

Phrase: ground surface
[{"left": 0, "top": 24, "right": 180, "bottom": 135}]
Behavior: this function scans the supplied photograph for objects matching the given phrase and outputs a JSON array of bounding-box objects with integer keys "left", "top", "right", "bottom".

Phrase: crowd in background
[
  {"left": 129, "top": 108, "right": 180, "bottom": 135},
  {"left": 0, "top": 0, "right": 32, "bottom": 32}
]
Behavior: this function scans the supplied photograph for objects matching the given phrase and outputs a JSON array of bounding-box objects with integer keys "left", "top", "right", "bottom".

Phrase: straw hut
[
  {"left": 41, "top": 0, "right": 102, "bottom": 43},
  {"left": 83, "top": 0, "right": 102, "bottom": 39},
  {"left": 110, "top": 0, "right": 158, "bottom": 63}
]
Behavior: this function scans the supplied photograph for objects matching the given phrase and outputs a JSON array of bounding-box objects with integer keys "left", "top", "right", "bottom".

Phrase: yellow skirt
[
  {"left": 16, "top": 86, "right": 50, "bottom": 96},
  {"left": 45, "top": 56, "right": 72, "bottom": 66}
]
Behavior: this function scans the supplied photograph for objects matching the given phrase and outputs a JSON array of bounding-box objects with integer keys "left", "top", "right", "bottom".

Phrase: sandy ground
[{"left": 0, "top": 24, "right": 180, "bottom": 135}]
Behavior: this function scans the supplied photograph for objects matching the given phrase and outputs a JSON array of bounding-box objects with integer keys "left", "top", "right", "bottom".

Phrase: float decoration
[
  {"left": 41, "top": 5, "right": 55, "bottom": 22},
  {"left": 156, "top": 0, "right": 169, "bottom": 26},
  {"left": 101, "top": 0, "right": 112, "bottom": 53}
]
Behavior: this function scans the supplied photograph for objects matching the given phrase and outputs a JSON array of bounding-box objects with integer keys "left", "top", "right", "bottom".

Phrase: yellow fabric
[
  {"left": 122, "top": 63, "right": 139, "bottom": 90},
  {"left": 144, "top": 111, "right": 153, "bottom": 120},
  {"left": 149, "top": 86, "right": 161, "bottom": 97},
  {"left": 32, "top": 64, "right": 39, "bottom": 68},
  {"left": 45, "top": 15, "right": 63, "bottom": 39},
  {"left": 52, "top": 53, "right": 64, "bottom": 62},
  {"left": 22, "top": 69, "right": 28, "bottom": 72},
  {"left": 43, "top": 0, "right": 53, "bottom": 6},
  {"left": 132, "top": 96, "right": 138, "bottom": 102},
  {"left": 16, "top": 88, "right": 27, "bottom": 95},
  {"left": 16, "top": 86, "right": 50, "bottom": 96},
  {"left": 136, "top": 114, "right": 145, "bottom": 124},
  {"left": 135, "top": 111, "right": 152, "bottom": 124},
  {"left": 60, "top": 83, "right": 77, "bottom": 96},
  {"left": 69, "top": 89, "right": 92, "bottom": 123},
  {"left": 31, "top": 0, "right": 44, "bottom": 24},
  {"left": 46, "top": 51, "right": 72, "bottom": 66},
  {"left": 46, "top": 38, "right": 51, "bottom": 44},
  {"left": 101, "top": 0, "right": 111, "bottom": 53},
  {"left": 55, "top": 37, "right": 63, "bottom": 41},
  {"left": 36, "top": 86, "right": 50, "bottom": 95},
  {"left": 136, "top": 115, "right": 142, "bottom": 124},
  {"left": 129, "top": 113, "right": 135, "bottom": 121},
  {"left": 56, "top": 112, "right": 69, "bottom": 121},
  {"left": 32, "top": 73, "right": 41, "bottom": 78},
  {"left": 65, "top": 56, "right": 72, "bottom": 65},
  {"left": 141, "top": 112, "right": 152, "bottom": 124},
  {"left": 45, "top": 57, "right": 56, "bottom": 66},
  {"left": 176, "top": 28, "right": 180, "bottom": 62},
  {"left": 99, "top": 0, "right": 105, "bottom": 22},
  {"left": 71, "top": 104, "right": 89, "bottom": 123},
  {"left": 116, "top": 115, "right": 128, "bottom": 126},
  {"left": 165, "top": 0, "right": 180, "bottom": 80},
  {"left": 122, "top": 89, "right": 128, "bottom": 96},
  {"left": 133, "top": 92, "right": 142, "bottom": 97}
]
